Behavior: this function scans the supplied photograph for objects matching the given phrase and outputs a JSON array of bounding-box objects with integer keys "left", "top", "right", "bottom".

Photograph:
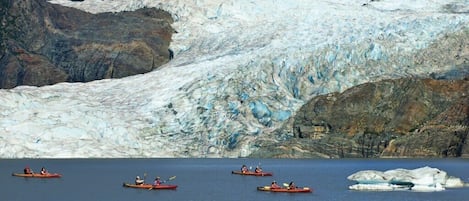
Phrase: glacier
[
  {"left": 348, "top": 166, "right": 467, "bottom": 192},
  {"left": 0, "top": 0, "right": 468, "bottom": 158}
]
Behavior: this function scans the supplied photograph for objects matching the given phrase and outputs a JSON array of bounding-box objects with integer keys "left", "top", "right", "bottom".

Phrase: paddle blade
[
  {"left": 169, "top": 176, "right": 176, "bottom": 180},
  {"left": 283, "top": 183, "right": 289, "bottom": 187}
]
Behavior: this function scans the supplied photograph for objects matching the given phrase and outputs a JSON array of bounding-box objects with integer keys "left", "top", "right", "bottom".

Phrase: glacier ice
[
  {"left": 0, "top": 0, "right": 467, "bottom": 158},
  {"left": 348, "top": 166, "right": 467, "bottom": 192}
]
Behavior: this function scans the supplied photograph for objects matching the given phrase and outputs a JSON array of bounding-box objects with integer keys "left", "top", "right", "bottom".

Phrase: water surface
[{"left": 2, "top": 158, "right": 468, "bottom": 201}]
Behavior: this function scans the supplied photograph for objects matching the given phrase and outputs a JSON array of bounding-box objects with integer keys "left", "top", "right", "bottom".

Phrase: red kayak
[
  {"left": 231, "top": 170, "right": 273, "bottom": 176},
  {"left": 123, "top": 183, "right": 178, "bottom": 190},
  {"left": 257, "top": 186, "right": 312, "bottom": 193},
  {"left": 12, "top": 173, "right": 62, "bottom": 178}
]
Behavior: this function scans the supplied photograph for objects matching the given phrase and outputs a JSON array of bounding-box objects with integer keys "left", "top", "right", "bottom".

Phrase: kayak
[
  {"left": 231, "top": 170, "right": 273, "bottom": 176},
  {"left": 257, "top": 186, "right": 313, "bottom": 193},
  {"left": 257, "top": 186, "right": 312, "bottom": 193},
  {"left": 122, "top": 183, "right": 178, "bottom": 190},
  {"left": 12, "top": 173, "right": 62, "bottom": 178}
]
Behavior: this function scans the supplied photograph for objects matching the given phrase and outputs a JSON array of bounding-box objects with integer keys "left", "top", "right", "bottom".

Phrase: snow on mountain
[{"left": 1, "top": 0, "right": 468, "bottom": 158}]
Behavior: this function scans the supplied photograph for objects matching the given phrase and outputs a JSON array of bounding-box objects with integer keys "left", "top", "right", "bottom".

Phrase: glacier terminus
[{"left": 0, "top": 0, "right": 468, "bottom": 158}]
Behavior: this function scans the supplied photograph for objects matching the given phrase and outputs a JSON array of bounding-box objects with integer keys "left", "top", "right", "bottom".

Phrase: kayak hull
[
  {"left": 12, "top": 173, "right": 62, "bottom": 178},
  {"left": 257, "top": 186, "right": 313, "bottom": 193},
  {"left": 231, "top": 171, "right": 273, "bottom": 176},
  {"left": 123, "top": 183, "right": 177, "bottom": 190}
]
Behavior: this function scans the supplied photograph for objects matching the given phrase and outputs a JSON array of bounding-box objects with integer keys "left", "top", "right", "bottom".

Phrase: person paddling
[
  {"left": 288, "top": 181, "right": 296, "bottom": 190},
  {"left": 241, "top": 165, "right": 248, "bottom": 173},
  {"left": 271, "top": 181, "right": 281, "bottom": 189},
  {"left": 255, "top": 166, "right": 263, "bottom": 173},
  {"left": 40, "top": 167, "right": 48, "bottom": 175},
  {"left": 153, "top": 177, "right": 162, "bottom": 186},
  {"left": 135, "top": 176, "right": 144, "bottom": 185},
  {"left": 24, "top": 166, "right": 33, "bottom": 174}
]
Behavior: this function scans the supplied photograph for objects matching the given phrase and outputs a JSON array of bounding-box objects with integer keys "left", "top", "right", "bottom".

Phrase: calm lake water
[{"left": 1, "top": 158, "right": 468, "bottom": 201}]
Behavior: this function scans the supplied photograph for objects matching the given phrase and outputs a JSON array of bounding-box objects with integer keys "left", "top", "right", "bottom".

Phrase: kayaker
[
  {"left": 288, "top": 181, "right": 296, "bottom": 189},
  {"left": 271, "top": 181, "right": 281, "bottom": 189},
  {"left": 153, "top": 177, "right": 162, "bottom": 186},
  {"left": 40, "top": 167, "right": 48, "bottom": 175},
  {"left": 24, "top": 166, "right": 33, "bottom": 174},
  {"left": 241, "top": 165, "right": 248, "bottom": 173},
  {"left": 255, "top": 166, "right": 262, "bottom": 173},
  {"left": 135, "top": 176, "right": 144, "bottom": 185}
]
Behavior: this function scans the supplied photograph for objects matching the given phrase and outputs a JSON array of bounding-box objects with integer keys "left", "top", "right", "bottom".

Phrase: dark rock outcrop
[
  {"left": 251, "top": 77, "right": 468, "bottom": 158},
  {"left": 0, "top": 0, "right": 174, "bottom": 89},
  {"left": 294, "top": 78, "right": 469, "bottom": 158}
]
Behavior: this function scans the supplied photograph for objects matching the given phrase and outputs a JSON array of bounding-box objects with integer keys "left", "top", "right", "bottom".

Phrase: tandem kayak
[
  {"left": 257, "top": 186, "right": 312, "bottom": 193},
  {"left": 123, "top": 183, "right": 178, "bottom": 190},
  {"left": 12, "top": 173, "right": 62, "bottom": 178},
  {"left": 231, "top": 170, "right": 273, "bottom": 176}
]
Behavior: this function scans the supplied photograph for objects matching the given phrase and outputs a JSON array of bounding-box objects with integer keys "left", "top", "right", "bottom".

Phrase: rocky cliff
[
  {"left": 0, "top": 0, "right": 174, "bottom": 89},
  {"left": 251, "top": 77, "right": 469, "bottom": 158}
]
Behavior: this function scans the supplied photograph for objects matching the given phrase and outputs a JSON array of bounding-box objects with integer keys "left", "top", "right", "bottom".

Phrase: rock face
[
  {"left": 0, "top": 0, "right": 174, "bottom": 89},
  {"left": 280, "top": 78, "right": 468, "bottom": 158}
]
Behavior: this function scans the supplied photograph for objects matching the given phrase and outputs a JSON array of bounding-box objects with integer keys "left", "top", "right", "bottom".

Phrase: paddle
[
  {"left": 149, "top": 176, "right": 176, "bottom": 190},
  {"left": 283, "top": 182, "right": 299, "bottom": 190},
  {"left": 283, "top": 183, "right": 295, "bottom": 189},
  {"left": 165, "top": 176, "right": 177, "bottom": 182}
]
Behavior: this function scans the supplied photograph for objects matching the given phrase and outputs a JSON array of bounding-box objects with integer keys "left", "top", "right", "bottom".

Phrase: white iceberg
[{"left": 348, "top": 166, "right": 466, "bottom": 192}]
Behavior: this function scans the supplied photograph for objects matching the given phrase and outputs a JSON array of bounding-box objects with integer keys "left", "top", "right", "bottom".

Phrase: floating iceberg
[{"left": 347, "top": 166, "right": 466, "bottom": 192}]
